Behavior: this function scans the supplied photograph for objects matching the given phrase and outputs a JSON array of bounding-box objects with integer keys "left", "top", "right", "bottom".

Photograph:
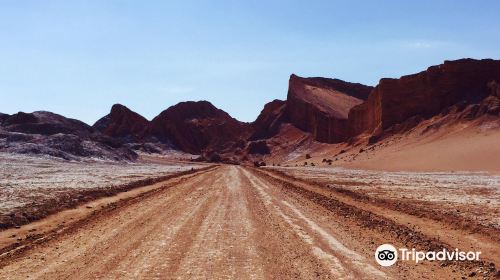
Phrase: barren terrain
[
  {"left": 0, "top": 165, "right": 498, "bottom": 279},
  {"left": 270, "top": 166, "right": 500, "bottom": 230},
  {"left": 0, "top": 153, "right": 204, "bottom": 228},
  {"left": 265, "top": 117, "right": 500, "bottom": 174}
]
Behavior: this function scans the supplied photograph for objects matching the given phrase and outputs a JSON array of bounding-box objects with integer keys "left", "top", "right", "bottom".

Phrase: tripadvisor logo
[
  {"left": 375, "top": 244, "right": 481, "bottom": 267},
  {"left": 375, "top": 244, "right": 398, "bottom": 266}
]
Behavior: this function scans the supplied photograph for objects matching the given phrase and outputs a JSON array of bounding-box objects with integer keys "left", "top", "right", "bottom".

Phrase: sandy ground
[
  {"left": 0, "top": 166, "right": 497, "bottom": 279},
  {"left": 267, "top": 117, "right": 500, "bottom": 174},
  {"left": 342, "top": 121, "right": 500, "bottom": 173}
]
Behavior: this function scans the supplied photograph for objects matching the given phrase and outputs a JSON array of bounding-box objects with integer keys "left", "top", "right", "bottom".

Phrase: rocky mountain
[
  {"left": 147, "top": 101, "right": 251, "bottom": 154},
  {"left": 93, "top": 104, "right": 149, "bottom": 142},
  {"left": 0, "top": 111, "right": 137, "bottom": 161},
  {"left": 285, "top": 74, "right": 373, "bottom": 143},
  {"left": 90, "top": 101, "right": 252, "bottom": 157},
  {"left": 3, "top": 58, "right": 500, "bottom": 162},
  {"left": 242, "top": 58, "right": 500, "bottom": 165},
  {"left": 193, "top": 58, "right": 500, "bottom": 163}
]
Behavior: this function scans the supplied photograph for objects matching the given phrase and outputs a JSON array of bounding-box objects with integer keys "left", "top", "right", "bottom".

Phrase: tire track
[
  {"left": 241, "top": 168, "right": 388, "bottom": 280},
  {"left": 173, "top": 166, "right": 264, "bottom": 280}
]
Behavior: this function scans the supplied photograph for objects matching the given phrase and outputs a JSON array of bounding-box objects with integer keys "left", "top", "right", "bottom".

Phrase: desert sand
[{"left": 267, "top": 116, "right": 500, "bottom": 174}]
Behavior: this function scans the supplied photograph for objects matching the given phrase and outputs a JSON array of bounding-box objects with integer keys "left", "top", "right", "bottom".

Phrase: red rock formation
[
  {"left": 93, "top": 104, "right": 149, "bottom": 142},
  {"left": 148, "top": 101, "right": 251, "bottom": 154},
  {"left": 249, "top": 99, "right": 287, "bottom": 140},
  {"left": 286, "top": 74, "right": 372, "bottom": 143},
  {"left": 348, "top": 59, "right": 500, "bottom": 136}
]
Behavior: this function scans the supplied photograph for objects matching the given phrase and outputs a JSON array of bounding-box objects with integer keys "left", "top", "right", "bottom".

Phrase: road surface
[{"left": 0, "top": 166, "right": 496, "bottom": 279}]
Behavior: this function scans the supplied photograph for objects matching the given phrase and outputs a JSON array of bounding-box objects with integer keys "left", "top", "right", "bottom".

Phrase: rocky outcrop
[
  {"left": 0, "top": 111, "right": 137, "bottom": 161},
  {"left": 286, "top": 74, "right": 372, "bottom": 143},
  {"left": 247, "top": 140, "right": 271, "bottom": 155},
  {"left": 250, "top": 100, "right": 287, "bottom": 140},
  {"left": 147, "top": 101, "right": 251, "bottom": 154},
  {"left": 490, "top": 81, "right": 500, "bottom": 98},
  {"left": 93, "top": 104, "right": 149, "bottom": 142},
  {"left": 476, "top": 81, "right": 500, "bottom": 116},
  {"left": 349, "top": 59, "right": 500, "bottom": 136}
]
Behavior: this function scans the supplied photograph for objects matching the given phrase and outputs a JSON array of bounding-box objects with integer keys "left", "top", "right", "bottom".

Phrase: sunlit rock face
[
  {"left": 286, "top": 74, "right": 372, "bottom": 143},
  {"left": 349, "top": 58, "right": 500, "bottom": 136}
]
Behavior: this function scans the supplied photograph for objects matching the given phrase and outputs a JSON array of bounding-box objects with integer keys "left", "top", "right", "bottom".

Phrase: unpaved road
[{"left": 0, "top": 166, "right": 497, "bottom": 279}]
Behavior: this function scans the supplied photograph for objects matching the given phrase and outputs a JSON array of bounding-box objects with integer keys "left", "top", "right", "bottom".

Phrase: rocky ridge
[
  {"left": 3, "top": 58, "right": 500, "bottom": 163},
  {"left": 0, "top": 111, "right": 137, "bottom": 161}
]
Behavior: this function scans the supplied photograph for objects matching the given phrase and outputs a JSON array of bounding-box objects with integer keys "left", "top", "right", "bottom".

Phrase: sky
[{"left": 1, "top": 0, "right": 500, "bottom": 124}]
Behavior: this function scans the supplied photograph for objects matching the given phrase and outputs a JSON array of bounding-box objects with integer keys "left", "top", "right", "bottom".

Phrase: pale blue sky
[{"left": 1, "top": 0, "right": 499, "bottom": 124}]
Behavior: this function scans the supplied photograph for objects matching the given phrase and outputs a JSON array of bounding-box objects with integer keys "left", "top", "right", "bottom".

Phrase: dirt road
[{"left": 0, "top": 166, "right": 496, "bottom": 279}]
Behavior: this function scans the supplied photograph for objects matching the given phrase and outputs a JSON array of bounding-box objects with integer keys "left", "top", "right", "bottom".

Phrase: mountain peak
[
  {"left": 93, "top": 104, "right": 149, "bottom": 142},
  {"left": 148, "top": 101, "right": 250, "bottom": 154}
]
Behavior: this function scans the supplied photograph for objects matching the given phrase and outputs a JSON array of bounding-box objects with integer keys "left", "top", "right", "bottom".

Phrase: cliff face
[
  {"left": 347, "top": 91, "right": 382, "bottom": 136},
  {"left": 148, "top": 101, "right": 251, "bottom": 154},
  {"left": 286, "top": 74, "right": 373, "bottom": 143},
  {"left": 93, "top": 104, "right": 149, "bottom": 142},
  {"left": 349, "top": 59, "right": 500, "bottom": 135}
]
